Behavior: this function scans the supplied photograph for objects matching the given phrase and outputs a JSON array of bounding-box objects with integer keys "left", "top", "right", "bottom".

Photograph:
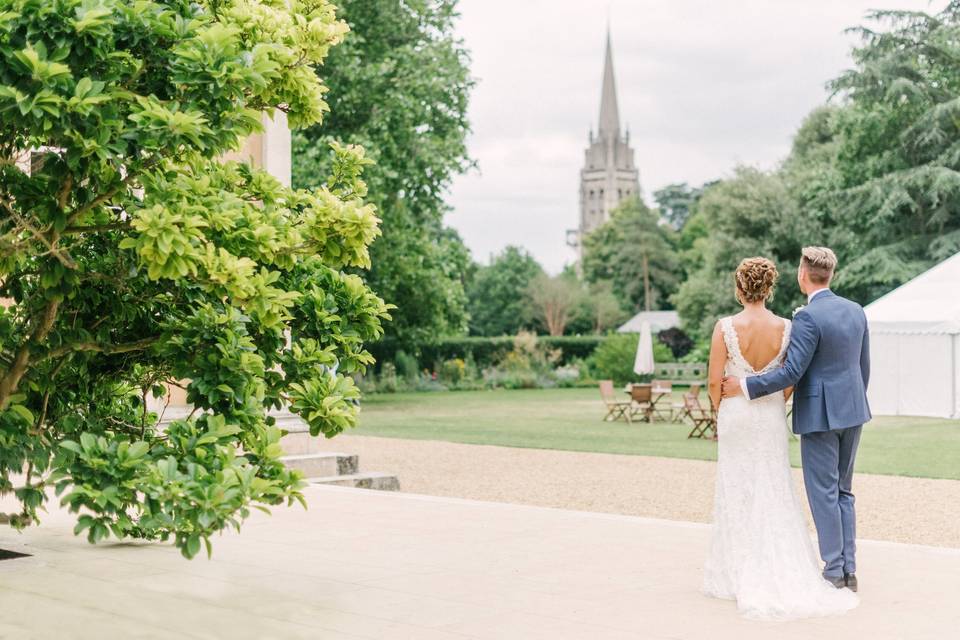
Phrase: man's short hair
[{"left": 801, "top": 246, "right": 837, "bottom": 285}]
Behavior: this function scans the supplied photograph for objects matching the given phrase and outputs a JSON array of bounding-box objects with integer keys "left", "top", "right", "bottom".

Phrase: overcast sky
[{"left": 445, "top": 0, "right": 947, "bottom": 273}]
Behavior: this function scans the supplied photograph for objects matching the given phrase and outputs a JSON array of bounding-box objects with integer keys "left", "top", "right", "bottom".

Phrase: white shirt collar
[{"left": 807, "top": 288, "right": 831, "bottom": 304}]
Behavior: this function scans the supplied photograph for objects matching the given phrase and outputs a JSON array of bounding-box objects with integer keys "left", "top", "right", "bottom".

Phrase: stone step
[
  {"left": 308, "top": 472, "right": 400, "bottom": 491},
  {"left": 280, "top": 453, "right": 358, "bottom": 478},
  {"left": 272, "top": 413, "right": 309, "bottom": 430},
  {"left": 279, "top": 430, "right": 332, "bottom": 456}
]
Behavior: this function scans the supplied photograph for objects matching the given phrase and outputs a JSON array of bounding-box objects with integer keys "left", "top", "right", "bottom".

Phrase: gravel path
[{"left": 315, "top": 435, "right": 960, "bottom": 549}]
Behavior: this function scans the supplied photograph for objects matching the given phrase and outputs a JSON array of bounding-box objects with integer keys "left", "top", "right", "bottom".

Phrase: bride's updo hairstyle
[{"left": 734, "top": 257, "right": 779, "bottom": 304}]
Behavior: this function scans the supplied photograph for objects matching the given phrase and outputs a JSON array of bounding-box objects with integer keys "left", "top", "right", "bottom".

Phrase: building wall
[{"left": 578, "top": 135, "right": 640, "bottom": 242}]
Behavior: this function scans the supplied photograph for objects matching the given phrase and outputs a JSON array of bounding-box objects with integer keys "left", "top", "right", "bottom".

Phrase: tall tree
[
  {"left": 0, "top": 0, "right": 390, "bottom": 557},
  {"left": 466, "top": 246, "right": 543, "bottom": 336},
  {"left": 823, "top": 2, "right": 960, "bottom": 303},
  {"left": 671, "top": 167, "right": 818, "bottom": 339},
  {"left": 291, "top": 0, "right": 474, "bottom": 344},
  {"left": 583, "top": 280, "right": 628, "bottom": 334},
  {"left": 653, "top": 182, "right": 704, "bottom": 230},
  {"left": 582, "top": 198, "right": 680, "bottom": 313}
]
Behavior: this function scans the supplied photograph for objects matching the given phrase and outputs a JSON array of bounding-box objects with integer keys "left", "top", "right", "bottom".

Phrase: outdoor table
[
  {"left": 624, "top": 383, "right": 670, "bottom": 422},
  {"left": 649, "top": 383, "right": 671, "bottom": 417}
]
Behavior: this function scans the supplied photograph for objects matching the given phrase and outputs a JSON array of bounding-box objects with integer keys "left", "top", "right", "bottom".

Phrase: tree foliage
[
  {"left": 582, "top": 198, "right": 680, "bottom": 313},
  {"left": 653, "top": 182, "right": 705, "bottom": 231},
  {"left": 291, "top": 0, "right": 474, "bottom": 344},
  {"left": 466, "top": 245, "right": 543, "bottom": 336},
  {"left": 671, "top": 166, "right": 818, "bottom": 339},
  {"left": 525, "top": 272, "right": 584, "bottom": 337},
  {"left": 673, "top": 4, "right": 960, "bottom": 338},
  {"left": 0, "top": 0, "right": 390, "bottom": 557},
  {"left": 582, "top": 280, "right": 628, "bottom": 334},
  {"left": 824, "top": 2, "right": 960, "bottom": 302}
]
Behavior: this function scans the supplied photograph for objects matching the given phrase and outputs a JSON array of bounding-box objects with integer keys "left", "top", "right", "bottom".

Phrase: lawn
[{"left": 355, "top": 387, "right": 960, "bottom": 480}]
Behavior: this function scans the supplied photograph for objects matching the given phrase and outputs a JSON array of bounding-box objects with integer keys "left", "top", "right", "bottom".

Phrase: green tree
[
  {"left": 653, "top": 182, "right": 705, "bottom": 230},
  {"left": 525, "top": 272, "right": 584, "bottom": 337},
  {"left": 582, "top": 198, "right": 680, "bottom": 313},
  {"left": 582, "top": 280, "right": 628, "bottom": 334},
  {"left": 823, "top": 2, "right": 960, "bottom": 303},
  {"left": 291, "top": 0, "right": 473, "bottom": 344},
  {"left": 0, "top": 0, "right": 390, "bottom": 557},
  {"left": 672, "top": 167, "right": 818, "bottom": 339},
  {"left": 466, "top": 246, "right": 543, "bottom": 336}
]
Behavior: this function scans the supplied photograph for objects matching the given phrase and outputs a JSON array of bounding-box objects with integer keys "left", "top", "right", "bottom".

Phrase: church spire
[{"left": 598, "top": 29, "right": 620, "bottom": 139}]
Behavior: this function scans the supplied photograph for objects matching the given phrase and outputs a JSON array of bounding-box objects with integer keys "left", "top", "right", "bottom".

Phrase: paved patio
[{"left": 0, "top": 485, "right": 956, "bottom": 639}]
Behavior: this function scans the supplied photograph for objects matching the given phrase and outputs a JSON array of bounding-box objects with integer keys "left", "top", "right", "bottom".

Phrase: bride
[{"left": 702, "top": 257, "right": 859, "bottom": 620}]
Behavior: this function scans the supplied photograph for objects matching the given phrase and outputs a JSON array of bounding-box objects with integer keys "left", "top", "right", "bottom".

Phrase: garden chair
[
  {"left": 629, "top": 384, "right": 654, "bottom": 422},
  {"left": 672, "top": 383, "right": 701, "bottom": 423},
  {"left": 650, "top": 379, "right": 673, "bottom": 421},
  {"left": 600, "top": 380, "right": 632, "bottom": 423},
  {"left": 685, "top": 394, "right": 717, "bottom": 439}
]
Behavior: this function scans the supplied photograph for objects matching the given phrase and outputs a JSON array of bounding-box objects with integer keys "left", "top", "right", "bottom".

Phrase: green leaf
[
  {"left": 185, "top": 534, "right": 201, "bottom": 559},
  {"left": 79, "top": 432, "right": 97, "bottom": 453},
  {"left": 10, "top": 404, "right": 33, "bottom": 424},
  {"left": 59, "top": 440, "right": 82, "bottom": 454},
  {"left": 127, "top": 441, "right": 150, "bottom": 460}
]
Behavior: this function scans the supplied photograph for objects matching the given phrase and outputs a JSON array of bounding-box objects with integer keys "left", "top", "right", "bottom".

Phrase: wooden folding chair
[
  {"left": 685, "top": 394, "right": 717, "bottom": 439},
  {"left": 672, "top": 384, "right": 701, "bottom": 423},
  {"left": 629, "top": 384, "right": 653, "bottom": 422},
  {"left": 600, "top": 380, "right": 632, "bottom": 423}
]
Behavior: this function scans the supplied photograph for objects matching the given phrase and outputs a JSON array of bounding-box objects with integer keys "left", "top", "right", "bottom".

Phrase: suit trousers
[{"left": 800, "top": 425, "right": 862, "bottom": 578}]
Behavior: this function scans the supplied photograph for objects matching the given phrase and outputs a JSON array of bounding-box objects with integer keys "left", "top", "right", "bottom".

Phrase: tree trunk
[{"left": 642, "top": 253, "right": 651, "bottom": 312}]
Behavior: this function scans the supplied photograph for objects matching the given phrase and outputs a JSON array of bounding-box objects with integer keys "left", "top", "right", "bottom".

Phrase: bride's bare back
[
  {"left": 730, "top": 312, "right": 787, "bottom": 372},
  {"left": 708, "top": 310, "right": 789, "bottom": 409}
]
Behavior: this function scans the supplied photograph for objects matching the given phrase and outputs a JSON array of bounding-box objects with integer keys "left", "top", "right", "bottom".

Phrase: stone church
[{"left": 568, "top": 31, "right": 641, "bottom": 260}]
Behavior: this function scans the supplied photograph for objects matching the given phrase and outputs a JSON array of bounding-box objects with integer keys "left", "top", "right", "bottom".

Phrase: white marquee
[{"left": 864, "top": 252, "right": 960, "bottom": 419}]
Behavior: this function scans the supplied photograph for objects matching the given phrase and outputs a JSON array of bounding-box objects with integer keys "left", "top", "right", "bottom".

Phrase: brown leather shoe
[{"left": 845, "top": 573, "right": 858, "bottom": 592}]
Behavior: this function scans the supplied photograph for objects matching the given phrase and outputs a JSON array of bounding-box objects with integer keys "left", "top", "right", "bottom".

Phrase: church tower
[{"left": 569, "top": 31, "right": 641, "bottom": 259}]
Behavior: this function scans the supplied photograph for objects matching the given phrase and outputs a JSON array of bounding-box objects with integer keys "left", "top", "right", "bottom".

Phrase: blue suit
[{"left": 745, "top": 290, "right": 871, "bottom": 578}]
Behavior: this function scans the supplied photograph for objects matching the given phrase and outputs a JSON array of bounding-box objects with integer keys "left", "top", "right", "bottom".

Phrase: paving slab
[{"left": 0, "top": 485, "right": 957, "bottom": 639}]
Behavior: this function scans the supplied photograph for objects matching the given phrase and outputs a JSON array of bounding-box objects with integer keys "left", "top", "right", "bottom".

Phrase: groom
[{"left": 721, "top": 246, "right": 871, "bottom": 592}]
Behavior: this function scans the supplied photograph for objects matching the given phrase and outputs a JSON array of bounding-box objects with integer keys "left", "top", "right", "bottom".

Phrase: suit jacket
[{"left": 745, "top": 290, "right": 871, "bottom": 434}]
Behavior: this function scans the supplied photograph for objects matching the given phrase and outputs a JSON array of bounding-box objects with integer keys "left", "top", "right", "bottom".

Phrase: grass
[{"left": 355, "top": 387, "right": 960, "bottom": 480}]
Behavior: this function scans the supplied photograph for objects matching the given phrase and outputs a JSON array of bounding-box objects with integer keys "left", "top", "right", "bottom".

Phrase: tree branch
[
  {"left": 62, "top": 222, "right": 130, "bottom": 234},
  {"left": 42, "top": 336, "right": 159, "bottom": 361},
  {"left": 0, "top": 198, "right": 77, "bottom": 269},
  {"left": 56, "top": 173, "right": 73, "bottom": 211},
  {"left": 63, "top": 161, "right": 156, "bottom": 228},
  {"left": 0, "top": 298, "right": 61, "bottom": 410}
]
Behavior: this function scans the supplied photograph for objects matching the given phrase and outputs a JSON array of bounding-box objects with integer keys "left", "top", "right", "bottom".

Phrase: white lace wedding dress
[{"left": 703, "top": 316, "right": 859, "bottom": 620}]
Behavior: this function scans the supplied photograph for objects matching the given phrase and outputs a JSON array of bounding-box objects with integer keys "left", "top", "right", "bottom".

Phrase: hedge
[{"left": 368, "top": 335, "right": 608, "bottom": 371}]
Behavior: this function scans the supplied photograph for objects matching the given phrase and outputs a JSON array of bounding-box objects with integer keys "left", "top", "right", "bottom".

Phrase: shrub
[
  {"left": 368, "top": 335, "right": 606, "bottom": 371},
  {"left": 681, "top": 338, "right": 712, "bottom": 364},
  {"left": 376, "top": 363, "right": 399, "bottom": 394},
  {"left": 482, "top": 368, "right": 542, "bottom": 390},
  {"left": 552, "top": 365, "right": 582, "bottom": 388},
  {"left": 586, "top": 333, "right": 674, "bottom": 385},
  {"left": 394, "top": 350, "right": 420, "bottom": 381},
  {"left": 0, "top": 0, "right": 390, "bottom": 558},
  {"left": 658, "top": 327, "right": 695, "bottom": 359},
  {"left": 439, "top": 358, "right": 467, "bottom": 384},
  {"left": 499, "top": 331, "right": 560, "bottom": 374}
]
